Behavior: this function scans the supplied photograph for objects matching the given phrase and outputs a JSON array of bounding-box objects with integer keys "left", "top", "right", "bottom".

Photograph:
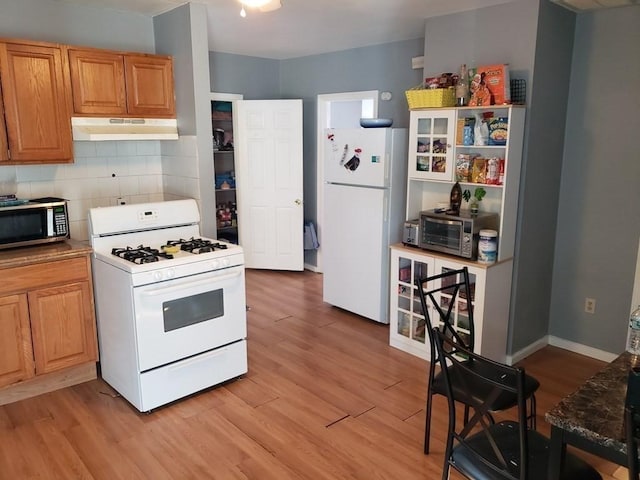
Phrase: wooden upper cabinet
[
  {"left": 68, "top": 49, "right": 127, "bottom": 115},
  {"left": 0, "top": 84, "right": 8, "bottom": 163},
  {"left": 68, "top": 48, "right": 175, "bottom": 118},
  {"left": 124, "top": 54, "right": 175, "bottom": 117},
  {"left": 0, "top": 42, "right": 73, "bottom": 164}
]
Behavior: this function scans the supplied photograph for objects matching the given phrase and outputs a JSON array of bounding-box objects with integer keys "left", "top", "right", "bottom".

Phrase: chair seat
[
  {"left": 432, "top": 362, "right": 540, "bottom": 412},
  {"left": 451, "top": 421, "right": 602, "bottom": 480}
]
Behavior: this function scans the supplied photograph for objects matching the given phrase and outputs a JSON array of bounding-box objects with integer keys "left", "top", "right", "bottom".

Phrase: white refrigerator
[{"left": 322, "top": 127, "right": 408, "bottom": 324}]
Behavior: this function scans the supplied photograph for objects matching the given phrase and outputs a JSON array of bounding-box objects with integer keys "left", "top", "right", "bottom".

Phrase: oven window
[{"left": 163, "top": 289, "right": 224, "bottom": 332}]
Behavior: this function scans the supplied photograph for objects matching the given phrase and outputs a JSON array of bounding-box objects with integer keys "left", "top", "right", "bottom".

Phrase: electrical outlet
[{"left": 585, "top": 297, "right": 596, "bottom": 314}]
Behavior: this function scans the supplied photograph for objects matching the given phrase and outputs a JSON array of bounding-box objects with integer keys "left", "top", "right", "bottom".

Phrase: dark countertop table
[{"left": 545, "top": 351, "right": 635, "bottom": 478}]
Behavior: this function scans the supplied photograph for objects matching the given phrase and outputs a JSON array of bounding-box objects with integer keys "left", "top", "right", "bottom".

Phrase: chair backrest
[
  {"left": 415, "top": 266, "right": 475, "bottom": 365},
  {"left": 626, "top": 369, "right": 640, "bottom": 480},
  {"left": 434, "top": 328, "right": 529, "bottom": 480}
]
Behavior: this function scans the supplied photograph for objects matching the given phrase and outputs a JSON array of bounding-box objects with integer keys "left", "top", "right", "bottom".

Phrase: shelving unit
[
  {"left": 389, "top": 243, "right": 512, "bottom": 363},
  {"left": 211, "top": 94, "right": 242, "bottom": 244},
  {"left": 406, "top": 105, "right": 525, "bottom": 261},
  {"left": 389, "top": 105, "right": 526, "bottom": 364}
]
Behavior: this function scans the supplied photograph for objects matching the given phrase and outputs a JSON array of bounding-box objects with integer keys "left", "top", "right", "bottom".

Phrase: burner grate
[
  {"left": 112, "top": 246, "right": 173, "bottom": 264},
  {"left": 165, "top": 238, "right": 228, "bottom": 254}
]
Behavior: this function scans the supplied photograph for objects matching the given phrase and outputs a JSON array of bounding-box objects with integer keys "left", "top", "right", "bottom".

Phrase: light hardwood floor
[{"left": 0, "top": 269, "right": 624, "bottom": 479}]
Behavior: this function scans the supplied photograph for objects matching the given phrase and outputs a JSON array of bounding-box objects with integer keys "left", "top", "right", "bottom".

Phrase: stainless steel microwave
[
  {"left": 419, "top": 209, "right": 499, "bottom": 259},
  {"left": 0, "top": 197, "right": 69, "bottom": 250}
]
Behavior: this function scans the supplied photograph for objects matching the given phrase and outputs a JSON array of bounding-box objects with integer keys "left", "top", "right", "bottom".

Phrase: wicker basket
[{"left": 405, "top": 86, "right": 456, "bottom": 109}]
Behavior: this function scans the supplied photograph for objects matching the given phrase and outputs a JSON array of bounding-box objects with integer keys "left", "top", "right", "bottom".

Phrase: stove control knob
[
  {"left": 221, "top": 258, "right": 231, "bottom": 267},
  {"left": 211, "top": 259, "right": 220, "bottom": 269},
  {"left": 153, "top": 271, "right": 163, "bottom": 281},
  {"left": 166, "top": 268, "right": 175, "bottom": 279}
]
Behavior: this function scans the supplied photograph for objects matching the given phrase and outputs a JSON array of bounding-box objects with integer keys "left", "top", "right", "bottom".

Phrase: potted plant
[{"left": 462, "top": 187, "right": 486, "bottom": 215}]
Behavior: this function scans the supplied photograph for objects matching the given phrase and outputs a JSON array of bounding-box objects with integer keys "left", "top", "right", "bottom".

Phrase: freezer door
[
  {"left": 324, "top": 128, "right": 390, "bottom": 187},
  {"left": 322, "top": 183, "right": 389, "bottom": 323}
]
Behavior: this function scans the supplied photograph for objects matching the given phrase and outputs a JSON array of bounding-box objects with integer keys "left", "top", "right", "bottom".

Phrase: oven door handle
[{"left": 141, "top": 269, "right": 242, "bottom": 296}]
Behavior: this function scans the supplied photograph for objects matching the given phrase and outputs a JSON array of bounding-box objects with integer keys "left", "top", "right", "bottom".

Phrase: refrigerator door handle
[{"left": 383, "top": 194, "right": 389, "bottom": 222}]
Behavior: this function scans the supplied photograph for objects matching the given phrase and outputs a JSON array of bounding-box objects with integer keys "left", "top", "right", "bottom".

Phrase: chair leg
[
  {"left": 424, "top": 390, "right": 434, "bottom": 454},
  {"left": 528, "top": 394, "right": 537, "bottom": 430}
]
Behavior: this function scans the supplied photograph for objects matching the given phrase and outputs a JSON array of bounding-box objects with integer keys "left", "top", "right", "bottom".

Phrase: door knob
[{"left": 295, "top": 199, "right": 302, "bottom": 205}]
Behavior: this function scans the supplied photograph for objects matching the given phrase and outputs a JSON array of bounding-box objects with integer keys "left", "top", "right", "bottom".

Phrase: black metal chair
[
  {"left": 625, "top": 368, "right": 640, "bottom": 480},
  {"left": 416, "top": 266, "right": 539, "bottom": 454},
  {"left": 434, "top": 328, "right": 603, "bottom": 480}
]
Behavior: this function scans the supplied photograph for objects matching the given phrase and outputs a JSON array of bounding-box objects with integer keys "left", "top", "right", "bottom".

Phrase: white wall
[{"left": 1, "top": 141, "right": 165, "bottom": 241}]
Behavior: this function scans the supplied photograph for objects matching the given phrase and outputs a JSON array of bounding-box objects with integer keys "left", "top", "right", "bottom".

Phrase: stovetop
[
  {"left": 112, "top": 238, "right": 230, "bottom": 264},
  {"left": 88, "top": 200, "right": 244, "bottom": 283}
]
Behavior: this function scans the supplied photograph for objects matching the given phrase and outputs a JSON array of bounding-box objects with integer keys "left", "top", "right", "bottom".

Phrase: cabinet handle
[{"left": 295, "top": 199, "right": 302, "bottom": 205}]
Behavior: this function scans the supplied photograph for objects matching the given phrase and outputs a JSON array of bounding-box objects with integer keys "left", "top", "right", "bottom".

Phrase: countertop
[
  {"left": 0, "top": 239, "right": 92, "bottom": 270},
  {"left": 390, "top": 242, "right": 513, "bottom": 269},
  {"left": 545, "top": 351, "right": 633, "bottom": 456}
]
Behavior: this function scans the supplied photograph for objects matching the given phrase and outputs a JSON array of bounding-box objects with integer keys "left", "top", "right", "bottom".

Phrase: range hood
[{"left": 71, "top": 117, "right": 179, "bottom": 141}]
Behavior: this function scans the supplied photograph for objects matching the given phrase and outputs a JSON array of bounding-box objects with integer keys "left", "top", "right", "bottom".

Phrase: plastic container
[
  {"left": 477, "top": 229, "right": 498, "bottom": 264},
  {"left": 627, "top": 305, "right": 640, "bottom": 355}
]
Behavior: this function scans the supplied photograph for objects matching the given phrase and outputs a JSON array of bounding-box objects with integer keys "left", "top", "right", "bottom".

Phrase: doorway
[{"left": 314, "top": 91, "right": 378, "bottom": 273}]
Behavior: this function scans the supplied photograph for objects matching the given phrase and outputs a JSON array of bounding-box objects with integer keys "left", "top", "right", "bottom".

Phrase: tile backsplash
[{"left": 0, "top": 135, "right": 199, "bottom": 242}]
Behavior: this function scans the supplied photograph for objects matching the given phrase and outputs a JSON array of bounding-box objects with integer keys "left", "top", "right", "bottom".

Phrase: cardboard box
[{"left": 469, "top": 64, "right": 511, "bottom": 105}]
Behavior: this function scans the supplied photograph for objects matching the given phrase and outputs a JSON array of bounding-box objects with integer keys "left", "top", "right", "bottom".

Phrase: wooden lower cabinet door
[
  {"left": 28, "top": 281, "right": 97, "bottom": 375},
  {"left": 0, "top": 294, "right": 35, "bottom": 388}
]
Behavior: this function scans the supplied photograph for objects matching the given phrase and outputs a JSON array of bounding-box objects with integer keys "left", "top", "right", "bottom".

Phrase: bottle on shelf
[
  {"left": 627, "top": 305, "right": 640, "bottom": 355},
  {"left": 449, "top": 181, "right": 462, "bottom": 215},
  {"left": 456, "top": 64, "right": 469, "bottom": 107}
]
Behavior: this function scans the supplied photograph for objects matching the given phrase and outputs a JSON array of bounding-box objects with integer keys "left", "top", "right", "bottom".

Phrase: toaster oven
[{"left": 419, "top": 209, "right": 499, "bottom": 259}]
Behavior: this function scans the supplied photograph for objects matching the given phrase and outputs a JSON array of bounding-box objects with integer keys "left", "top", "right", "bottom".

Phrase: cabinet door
[
  {"left": 0, "top": 83, "right": 7, "bottom": 163},
  {"left": 68, "top": 49, "right": 127, "bottom": 115},
  {"left": 28, "top": 281, "right": 97, "bottom": 375},
  {"left": 0, "top": 42, "right": 73, "bottom": 164},
  {"left": 408, "top": 109, "right": 455, "bottom": 181},
  {"left": 124, "top": 55, "right": 175, "bottom": 117},
  {"left": 0, "top": 294, "right": 34, "bottom": 388},
  {"left": 431, "top": 259, "right": 479, "bottom": 349},
  {"left": 389, "top": 248, "right": 435, "bottom": 360}
]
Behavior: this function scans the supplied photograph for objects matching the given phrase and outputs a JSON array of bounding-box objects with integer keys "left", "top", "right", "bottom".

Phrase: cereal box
[{"left": 469, "top": 64, "right": 511, "bottom": 105}]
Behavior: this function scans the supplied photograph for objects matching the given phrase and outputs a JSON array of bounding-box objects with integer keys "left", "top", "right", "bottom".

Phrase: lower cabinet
[
  {"left": 389, "top": 244, "right": 513, "bottom": 363},
  {"left": 0, "top": 253, "right": 98, "bottom": 394}
]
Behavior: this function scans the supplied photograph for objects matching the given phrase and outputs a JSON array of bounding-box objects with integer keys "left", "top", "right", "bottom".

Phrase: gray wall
[
  {"left": 0, "top": 0, "right": 154, "bottom": 52},
  {"left": 155, "top": 3, "right": 217, "bottom": 238},
  {"left": 208, "top": 39, "right": 424, "bottom": 266},
  {"left": 549, "top": 5, "right": 640, "bottom": 353},
  {"left": 209, "top": 52, "right": 280, "bottom": 99},
  {"left": 510, "top": 0, "right": 576, "bottom": 353}
]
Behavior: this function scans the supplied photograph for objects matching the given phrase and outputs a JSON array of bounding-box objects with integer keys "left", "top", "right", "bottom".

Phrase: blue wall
[
  {"left": 0, "top": 0, "right": 154, "bottom": 52},
  {"left": 209, "top": 38, "right": 424, "bottom": 266}
]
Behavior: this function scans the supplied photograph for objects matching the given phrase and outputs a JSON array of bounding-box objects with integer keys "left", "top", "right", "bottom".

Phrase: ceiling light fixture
[{"left": 238, "top": 0, "right": 281, "bottom": 17}]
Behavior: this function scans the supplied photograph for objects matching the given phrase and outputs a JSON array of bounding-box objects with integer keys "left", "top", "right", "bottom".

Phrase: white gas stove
[{"left": 89, "top": 199, "right": 247, "bottom": 412}]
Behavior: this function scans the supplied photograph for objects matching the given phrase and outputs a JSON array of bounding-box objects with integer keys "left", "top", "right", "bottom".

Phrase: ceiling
[{"left": 53, "top": 0, "right": 519, "bottom": 59}]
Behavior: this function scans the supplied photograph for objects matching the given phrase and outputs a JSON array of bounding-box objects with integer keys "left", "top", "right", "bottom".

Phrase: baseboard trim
[
  {"left": 0, "top": 362, "right": 97, "bottom": 406},
  {"left": 547, "top": 336, "right": 618, "bottom": 363},
  {"left": 508, "top": 336, "right": 618, "bottom": 364},
  {"left": 508, "top": 336, "right": 549, "bottom": 364},
  {"left": 304, "top": 263, "right": 320, "bottom": 273}
]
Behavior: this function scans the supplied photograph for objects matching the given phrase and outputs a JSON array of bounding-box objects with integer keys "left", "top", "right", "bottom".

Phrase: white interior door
[{"left": 234, "top": 99, "right": 303, "bottom": 270}]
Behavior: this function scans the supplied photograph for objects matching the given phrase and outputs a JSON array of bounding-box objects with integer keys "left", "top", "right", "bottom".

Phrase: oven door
[
  {"left": 133, "top": 265, "right": 246, "bottom": 371},
  {"left": 420, "top": 216, "right": 464, "bottom": 256}
]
